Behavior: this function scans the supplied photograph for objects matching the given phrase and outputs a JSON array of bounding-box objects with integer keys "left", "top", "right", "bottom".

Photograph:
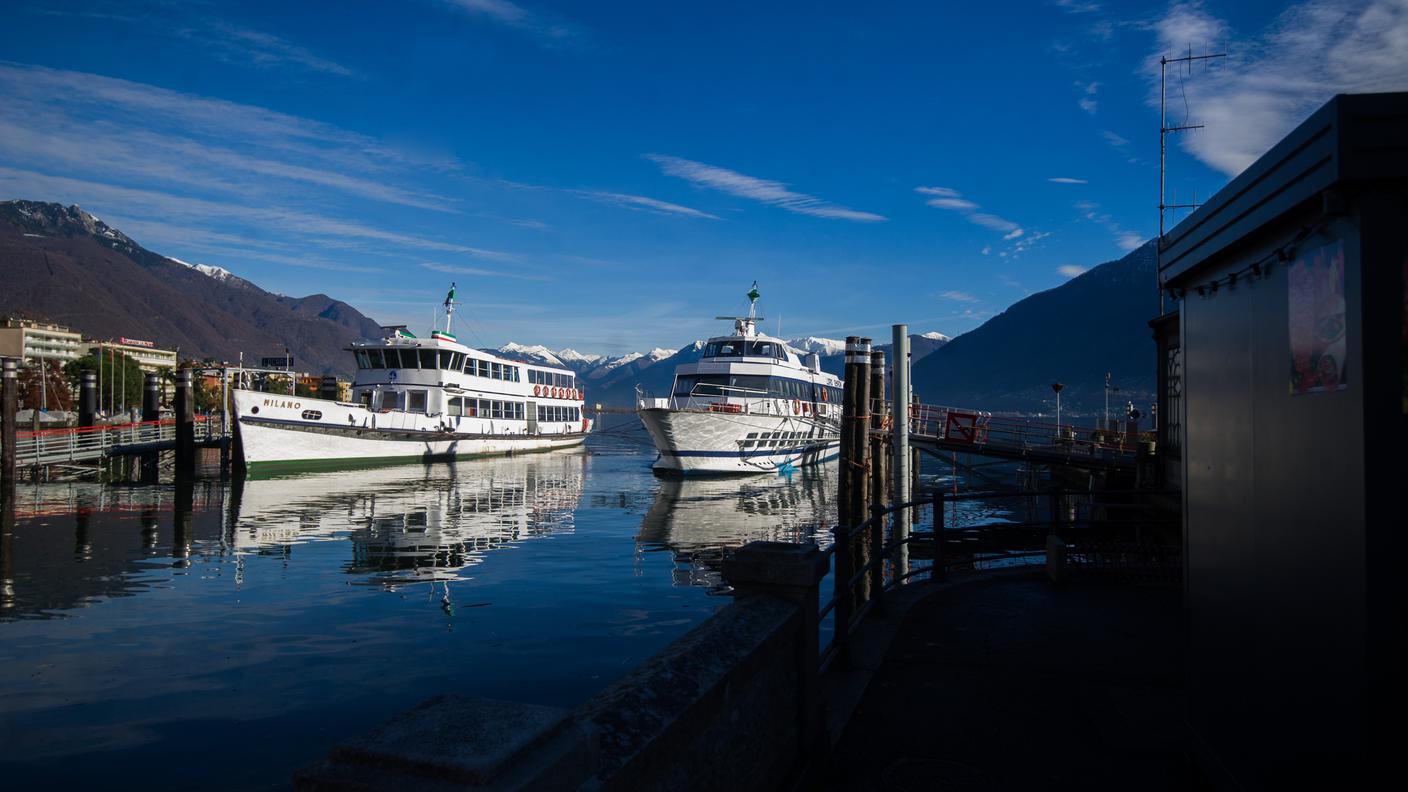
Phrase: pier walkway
[
  {"left": 3, "top": 417, "right": 222, "bottom": 469},
  {"left": 908, "top": 405, "right": 1143, "bottom": 472},
  {"left": 823, "top": 572, "right": 1189, "bottom": 790}
]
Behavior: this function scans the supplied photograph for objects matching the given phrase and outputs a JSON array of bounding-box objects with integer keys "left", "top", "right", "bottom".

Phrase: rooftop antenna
[{"left": 1159, "top": 42, "right": 1226, "bottom": 314}]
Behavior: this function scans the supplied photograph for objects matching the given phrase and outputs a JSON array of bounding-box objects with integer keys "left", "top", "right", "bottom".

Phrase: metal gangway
[
  {"left": 5, "top": 416, "right": 221, "bottom": 469},
  {"left": 906, "top": 403, "right": 1144, "bottom": 471}
]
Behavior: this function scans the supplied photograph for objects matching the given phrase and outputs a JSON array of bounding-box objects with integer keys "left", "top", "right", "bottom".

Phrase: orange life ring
[
  {"left": 792, "top": 399, "right": 801, "bottom": 415},
  {"left": 555, "top": 387, "right": 562, "bottom": 399},
  {"left": 533, "top": 385, "right": 541, "bottom": 396},
  {"left": 802, "top": 402, "right": 811, "bottom": 414},
  {"left": 821, "top": 389, "right": 828, "bottom": 401}
]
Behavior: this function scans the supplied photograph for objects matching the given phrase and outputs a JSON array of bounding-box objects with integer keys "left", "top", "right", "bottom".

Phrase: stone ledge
[{"left": 295, "top": 695, "right": 595, "bottom": 791}]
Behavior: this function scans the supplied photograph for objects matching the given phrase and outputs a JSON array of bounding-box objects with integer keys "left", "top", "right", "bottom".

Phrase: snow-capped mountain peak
[
  {"left": 497, "top": 342, "right": 565, "bottom": 367},
  {"left": 786, "top": 336, "right": 847, "bottom": 357},
  {"left": 646, "top": 347, "right": 677, "bottom": 361},
  {"left": 170, "top": 257, "right": 238, "bottom": 283},
  {"left": 556, "top": 348, "right": 603, "bottom": 365}
]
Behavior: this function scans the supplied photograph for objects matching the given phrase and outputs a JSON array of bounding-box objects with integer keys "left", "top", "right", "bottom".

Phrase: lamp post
[
  {"left": 1051, "top": 382, "right": 1065, "bottom": 437},
  {"left": 1103, "top": 373, "right": 1120, "bottom": 430}
]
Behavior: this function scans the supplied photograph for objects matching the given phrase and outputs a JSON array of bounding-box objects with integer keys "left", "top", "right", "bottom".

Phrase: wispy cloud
[
  {"left": 182, "top": 21, "right": 354, "bottom": 77},
  {"left": 442, "top": 0, "right": 580, "bottom": 43},
  {"left": 421, "top": 261, "right": 548, "bottom": 280},
  {"left": 0, "top": 166, "right": 515, "bottom": 261},
  {"left": 578, "top": 190, "right": 719, "bottom": 220},
  {"left": 938, "top": 290, "right": 979, "bottom": 303},
  {"left": 915, "top": 186, "right": 1022, "bottom": 235},
  {"left": 647, "top": 155, "right": 886, "bottom": 222},
  {"left": 1076, "top": 80, "right": 1099, "bottom": 113},
  {"left": 1074, "top": 200, "right": 1146, "bottom": 251},
  {"left": 1149, "top": 0, "right": 1408, "bottom": 177},
  {"left": 1058, "top": 264, "right": 1088, "bottom": 277},
  {"left": 1101, "top": 129, "right": 1139, "bottom": 163},
  {"left": 1048, "top": 177, "right": 1088, "bottom": 184},
  {"left": 1054, "top": 0, "right": 1101, "bottom": 13}
]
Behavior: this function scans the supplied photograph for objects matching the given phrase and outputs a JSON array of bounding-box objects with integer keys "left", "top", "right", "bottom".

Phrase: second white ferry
[
  {"left": 637, "top": 285, "right": 843, "bottom": 475},
  {"left": 233, "top": 285, "right": 591, "bottom": 472}
]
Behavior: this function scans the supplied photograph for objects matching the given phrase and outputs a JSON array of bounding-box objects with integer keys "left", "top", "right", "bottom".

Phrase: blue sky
[{"left": 3, "top": 1, "right": 1404, "bottom": 354}]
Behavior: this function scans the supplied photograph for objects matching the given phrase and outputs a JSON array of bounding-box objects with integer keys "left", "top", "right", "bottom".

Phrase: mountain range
[
  {"left": 2, "top": 199, "right": 1158, "bottom": 413},
  {"left": 0, "top": 200, "right": 382, "bottom": 374}
]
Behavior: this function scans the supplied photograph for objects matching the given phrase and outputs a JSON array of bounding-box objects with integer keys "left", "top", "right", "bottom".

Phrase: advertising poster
[{"left": 1287, "top": 240, "right": 1347, "bottom": 395}]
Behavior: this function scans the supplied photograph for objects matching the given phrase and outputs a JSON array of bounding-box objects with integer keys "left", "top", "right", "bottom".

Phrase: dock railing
[
  {"left": 910, "top": 404, "right": 1147, "bottom": 463},
  {"left": 817, "top": 486, "right": 1180, "bottom": 673},
  {"left": 6, "top": 416, "right": 217, "bottom": 467}
]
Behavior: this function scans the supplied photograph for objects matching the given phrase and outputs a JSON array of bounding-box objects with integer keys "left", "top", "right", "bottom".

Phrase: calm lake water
[{"left": 0, "top": 422, "right": 1014, "bottom": 790}]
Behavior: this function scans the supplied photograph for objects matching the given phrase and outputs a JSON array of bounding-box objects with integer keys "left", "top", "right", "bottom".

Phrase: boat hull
[
  {"left": 233, "top": 390, "right": 587, "bottom": 473},
  {"left": 638, "top": 408, "right": 838, "bottom": 475}
]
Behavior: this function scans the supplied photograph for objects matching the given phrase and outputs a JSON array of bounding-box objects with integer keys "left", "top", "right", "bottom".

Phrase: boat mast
[{"left": 442, "top": 283, "right": 456, "bottom": 335}]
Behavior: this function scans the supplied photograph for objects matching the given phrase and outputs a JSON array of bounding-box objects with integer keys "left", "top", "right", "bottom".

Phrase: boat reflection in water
[
  {"left": 636, "top": 462, "right": 837, "bottom": 590},
  {"left": 232, "top": 451, "right": 586, "bottom": 587}
]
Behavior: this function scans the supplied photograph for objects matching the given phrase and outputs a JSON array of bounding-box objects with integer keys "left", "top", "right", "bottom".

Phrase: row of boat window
[
  {"left": 741, "top": 430, "right": 811, "bottom": 449},
  {"left": 527, "top": 369, "right": 576, "bottom": 389},
  {"left": 703, "top": 340, "right": 788, "bottom": 360},
  {"left": 538, "top": 406, "right": 581, "bottom": 422},
  {"left": 355, "top": 348, "right": 574, "bottom": 388},
  {"left": 673, "top": 374, "right": 841, "bottom": 403},
  {"left": 445, "top": 398, "right": 580, "bottom": 422},
  {"left": 448, "top": 397, "right": 524, "bottom": 420}
]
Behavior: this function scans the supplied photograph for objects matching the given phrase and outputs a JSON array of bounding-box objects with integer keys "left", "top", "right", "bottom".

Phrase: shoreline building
[
  {"left": 0, "top": 317, "right": 84, "bottom": 366},
  {"left": 88, "top": 337, "right": 178, "bottom": 374},
  {"left": 1159, "top": 92, "right": 1404, "bottom": 788}
]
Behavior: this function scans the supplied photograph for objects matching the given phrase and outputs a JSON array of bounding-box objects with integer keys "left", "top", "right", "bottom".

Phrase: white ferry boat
[
  {"left": 232, "top": 285, "right": 590, "bottom": 471},
  {"left": 637, "top": 285, "right": 843, "bottom": 475}
]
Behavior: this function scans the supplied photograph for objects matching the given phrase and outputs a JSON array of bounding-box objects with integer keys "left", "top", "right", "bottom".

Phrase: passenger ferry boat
[
  {"left": 232, "top": 285, "right": 590, "bottom": 471},
  {"left": 637, "top": 285, "right": 843, "bottom": 475}
]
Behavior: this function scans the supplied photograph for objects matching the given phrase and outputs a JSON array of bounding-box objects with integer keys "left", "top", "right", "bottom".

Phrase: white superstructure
[
  {"left": 637, "top": 285, "right": 843, "bottom": 475},
  {"left": 233, "top": 285, "right": 591, "bottom": 472}
]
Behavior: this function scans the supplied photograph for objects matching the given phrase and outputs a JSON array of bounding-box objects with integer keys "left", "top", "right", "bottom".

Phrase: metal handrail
[{"left": 816, "top": 485, "right": 1174, "bottom": 673}]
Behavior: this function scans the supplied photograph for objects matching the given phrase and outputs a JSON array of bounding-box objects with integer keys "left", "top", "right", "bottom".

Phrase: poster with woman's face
[{"left": 1288, "top": 240, "right": 1347, "bottom": 396}]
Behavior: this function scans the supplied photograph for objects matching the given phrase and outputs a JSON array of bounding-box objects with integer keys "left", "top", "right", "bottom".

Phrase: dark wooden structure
[{"left": 1159, "top": 92, "right": 1406, "bottom": 788}]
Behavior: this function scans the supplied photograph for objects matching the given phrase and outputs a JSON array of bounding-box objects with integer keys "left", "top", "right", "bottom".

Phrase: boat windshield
[
  {"left": 674, "top": 374, "right": 839, "bottom": 402},
  {"left": 703, "top": 340, "right": 785, "bottom": 360}
]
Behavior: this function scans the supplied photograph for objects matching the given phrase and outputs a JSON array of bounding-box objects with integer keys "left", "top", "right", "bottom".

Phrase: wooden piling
[
  {"left": 139, "top": 373, "right": 160, "bottom": 483},
  {"left": 2, "top": 358, "right": 17, "bottom": 498},
  {"left": 174, "top": 368, "right": 195, "bottom": 479}
]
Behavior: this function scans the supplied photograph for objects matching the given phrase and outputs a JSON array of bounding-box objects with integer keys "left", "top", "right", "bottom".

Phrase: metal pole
[
  {"left": 892, "top": 325, "right": 911, "bottom": 563},
  {"left": 2, "top": 359, "right": 17, "bottom": 496}
]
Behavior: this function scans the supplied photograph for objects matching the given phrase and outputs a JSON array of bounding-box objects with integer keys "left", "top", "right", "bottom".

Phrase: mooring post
[
  {"left": 839, "top": 336, "right": 859, "bottom": 528},
  {"left": 2, "top": 359, "right": 17, "bottom": 498},
  {"left": 933, "top": 489, "right": 946, "bottom": 581},
  {"left": 79, "top": 370, "right": 97, "bottom": 428},
  {"left": 140, "top": 373, "right": 160, "bottom": 483},
  {"left": 173, "top": 477, "right": 193, "bottom": 562},
  {"left": 319, "top": 375, "right": 338, "bottom": 402},
  {"left": 868, "top": 349, "right": 888, "bottom": 605},
  {"left": 848, "top": 340, "right": 872, "bottom": 609},
  {"left": 174, "top": 368, "right": 195, "bottom": 479},
  {"left": 723, "top": 542, "right": 831, "bottom": 754}
]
